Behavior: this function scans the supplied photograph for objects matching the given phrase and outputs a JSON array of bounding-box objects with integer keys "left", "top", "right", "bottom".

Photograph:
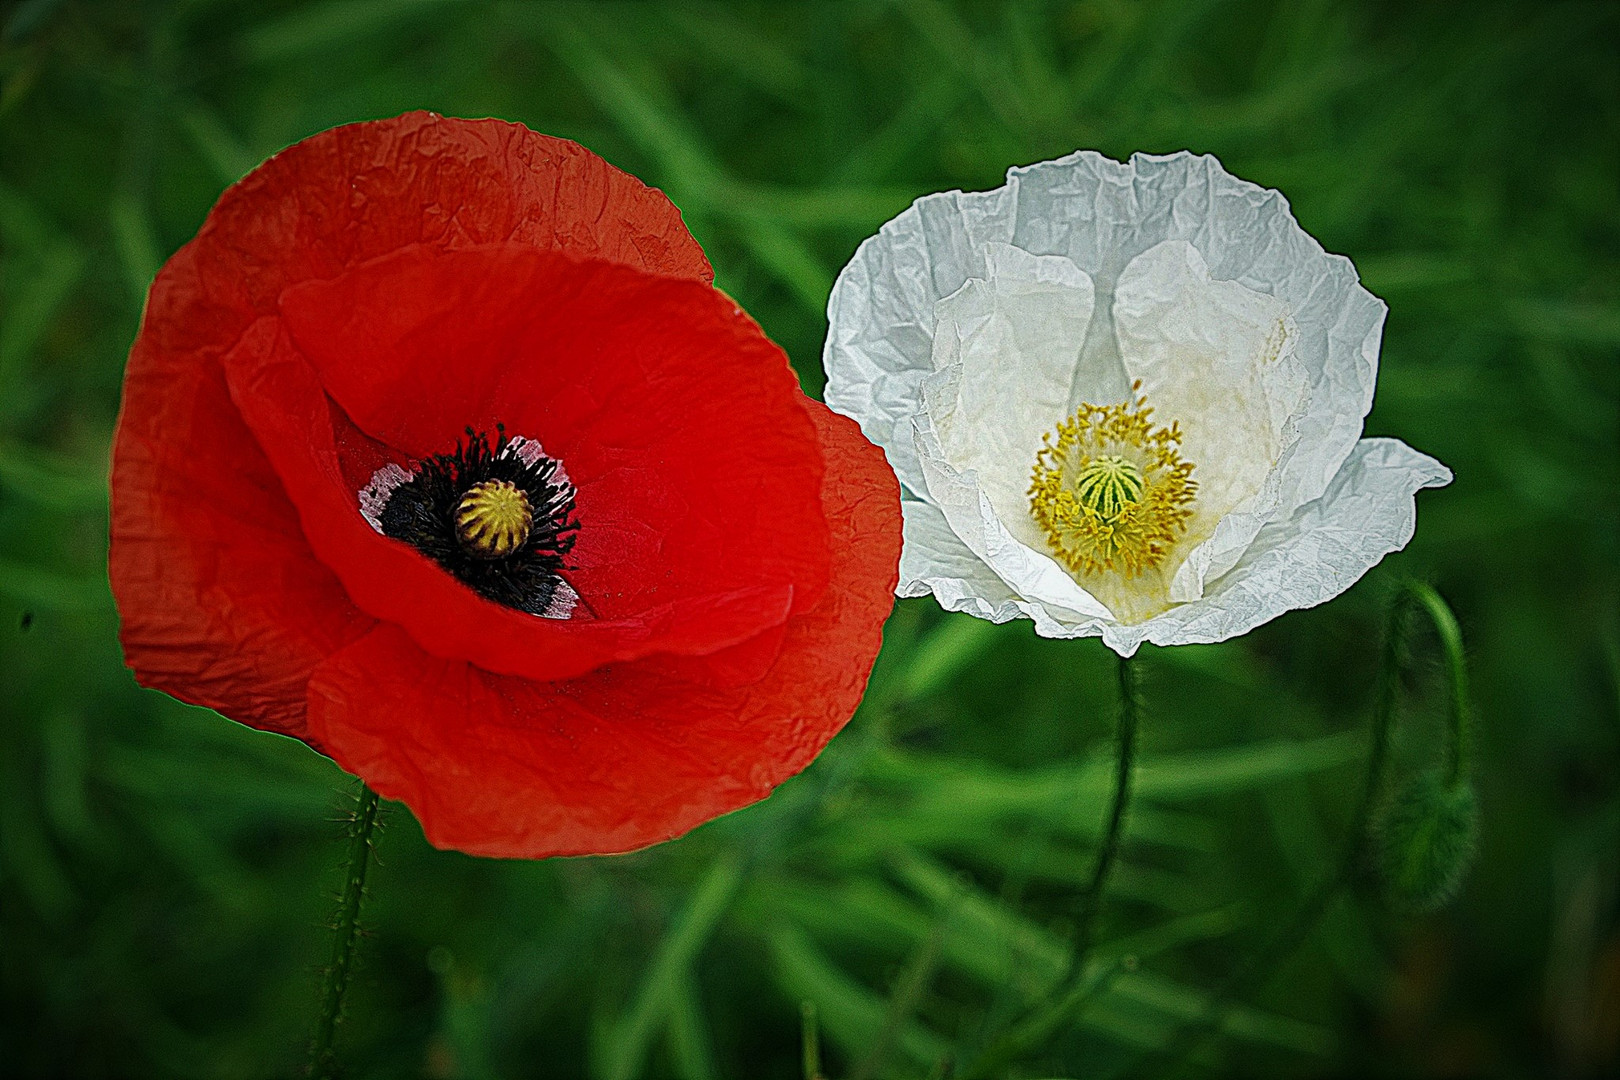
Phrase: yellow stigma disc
[
  {"left": 1028, "top": 383, "right": 1197, "bottom": 579},
  {"left": 455, "top": 479, "right": 532, "bottom": 559}
]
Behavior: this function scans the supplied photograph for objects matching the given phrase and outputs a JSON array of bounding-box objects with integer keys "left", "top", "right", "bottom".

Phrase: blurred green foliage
[{"left": 2, "top": 1, "right": 1616, "bottom": 1077}]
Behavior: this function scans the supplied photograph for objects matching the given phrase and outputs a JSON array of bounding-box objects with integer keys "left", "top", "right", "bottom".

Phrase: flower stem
[
  {"left": 308, "top": 782, "right": 380, "bottom": 1079},
  {"left": 1404, "top": 581, "right": 1473, "bottom": 784},
  {"left": 957, "top": 651, "right": 1141, "bottom": 1080},
  {"left": 1346, "top": 582, "right": 1415, "bottom": 861},
  {"left": 1130, "top": 580, "right": 1471, "bottom": 1077},
  {"left": 1064, "top": 650, "right": 1141, "bottom": 986}
]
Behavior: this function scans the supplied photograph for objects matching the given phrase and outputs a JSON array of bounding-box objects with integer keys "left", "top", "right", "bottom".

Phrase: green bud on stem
[{"left": 1375, "top": 768, "right": 1479, "bottom": 912}]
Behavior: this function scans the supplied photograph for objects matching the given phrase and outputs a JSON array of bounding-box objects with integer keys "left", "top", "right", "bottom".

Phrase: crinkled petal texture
[
  {"left": 306, "top": 404, "right": 899, "bottom": 857},
  {"left": 825, "top": 150, "right": 1449, "bottom": 654},
  {"left": 111, "top": 113, "right": 901, "bottom": 857}
]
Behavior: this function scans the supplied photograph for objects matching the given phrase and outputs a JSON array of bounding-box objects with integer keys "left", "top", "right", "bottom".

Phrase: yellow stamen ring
[
  {"left": 1028, "top": 382, "right": 1197, "bottom": 579},
  {"left": 455, "top": 479, "right": 532, "bottom": 559}
]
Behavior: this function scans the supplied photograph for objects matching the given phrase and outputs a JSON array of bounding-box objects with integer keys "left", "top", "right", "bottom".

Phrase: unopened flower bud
[{"left": 1375, "top": 769, "right": 1479, "bottom": 912}]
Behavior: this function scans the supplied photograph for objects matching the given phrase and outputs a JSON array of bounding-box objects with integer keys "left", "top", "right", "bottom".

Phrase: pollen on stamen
[{"left": 1028, "top": 382, "right": 1197, "bottom": 579}]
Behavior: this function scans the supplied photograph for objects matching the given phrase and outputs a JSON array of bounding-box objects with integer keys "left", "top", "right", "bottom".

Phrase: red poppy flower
[{"left": 110, "top": 112, "right": 901, "bottom": 858}]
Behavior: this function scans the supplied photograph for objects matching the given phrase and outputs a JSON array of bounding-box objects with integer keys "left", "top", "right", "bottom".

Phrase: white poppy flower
[{"left": 823, "top": 151, "right": 1451, "bottom": 655}]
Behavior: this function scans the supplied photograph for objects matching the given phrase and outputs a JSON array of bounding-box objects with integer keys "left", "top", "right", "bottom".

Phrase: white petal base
[{"left": 901, "top": 439, "right": 1451, "bottom": 655}]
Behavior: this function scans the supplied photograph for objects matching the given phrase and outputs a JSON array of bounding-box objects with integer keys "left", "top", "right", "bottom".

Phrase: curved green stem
[
  {"left": 308, "top": 782, "right": 380, "bottom": 1079},
  {"left": 1405, "top": 581, "right": 1472, "bottom": 784},
  {"left": 1132, "top": 580, "right": 1472, "bottom": 1077}
]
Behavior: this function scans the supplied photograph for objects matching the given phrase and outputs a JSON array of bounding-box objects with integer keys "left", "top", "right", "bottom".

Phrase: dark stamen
[{"left": 370, "top": 428, "right": 579, "bottom": 616}]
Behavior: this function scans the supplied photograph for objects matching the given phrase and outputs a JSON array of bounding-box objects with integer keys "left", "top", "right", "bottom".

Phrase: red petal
[
  {"left": 220, "top": 245, "right": 829, "bottom": 682},
  {"left": 277, "top": 243, "right": 831, "bottom": 623},
  {"left": 109, "top": 250, "right": 373, "bottom": 740},
  {"left": 192, "top": 112, "right": 711, "bottom": 323},
  {"left": 304, "top": 401, "right": 901, "bottom": 857},
  {"left": 111, "top": 115, "right": 709, "bottom": 732}
]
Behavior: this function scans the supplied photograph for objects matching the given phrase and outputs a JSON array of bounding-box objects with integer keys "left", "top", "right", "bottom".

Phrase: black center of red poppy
[{"left": 361, "top": 427, "right": 580, "bottom": 618}]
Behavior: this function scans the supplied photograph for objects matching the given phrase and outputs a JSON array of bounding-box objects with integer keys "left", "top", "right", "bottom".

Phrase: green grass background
[{"left": 2, "top": 1, "right": 1616, "bottom": 1076}]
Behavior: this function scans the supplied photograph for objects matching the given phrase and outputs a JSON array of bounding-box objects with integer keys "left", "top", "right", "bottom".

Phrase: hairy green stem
[
  {"left": 1063, "top": 651, "right": 1140, "bottom": 987},
  {"left": 1405, "top": 581, "right": 1473, "bottom": 783},
  {"left": 1349, "top": 583, "right": 1415, "bottom": 858},
  {"left": 308, "top": 782, "right": 380, "bottom": 1079}
]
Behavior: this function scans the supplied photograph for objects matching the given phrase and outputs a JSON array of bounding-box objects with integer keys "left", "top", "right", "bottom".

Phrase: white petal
[
  {"left": 1012, "top": 151, "right": 1384, "bottom": 515},
  {"left": 824, "top": 149, "right": 1440, "bottom": 649},
  {"left": 824, "top": 190, "right": 1020, "bottom": 494},
  {"left": 899, "top": 499, "right": 1111, "bottom": 635},
  {"left": 912, "top": 410, "right": 1114, "bottom": 622},
  {"left": 1112, "top": 240, "right": 1309, "bottom": 602},
  {"left": 1114, "top": 438, "right": 1453, "bottom": 653},
  {"left": 827, "top": 152, "right": 1382, "bottom": 495},
  {"left": 925, "top": 243, "right": 1094, "bottom": 551},
  {"left": 899, "top": 499, "right": 1019, "bottom": 613}
]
